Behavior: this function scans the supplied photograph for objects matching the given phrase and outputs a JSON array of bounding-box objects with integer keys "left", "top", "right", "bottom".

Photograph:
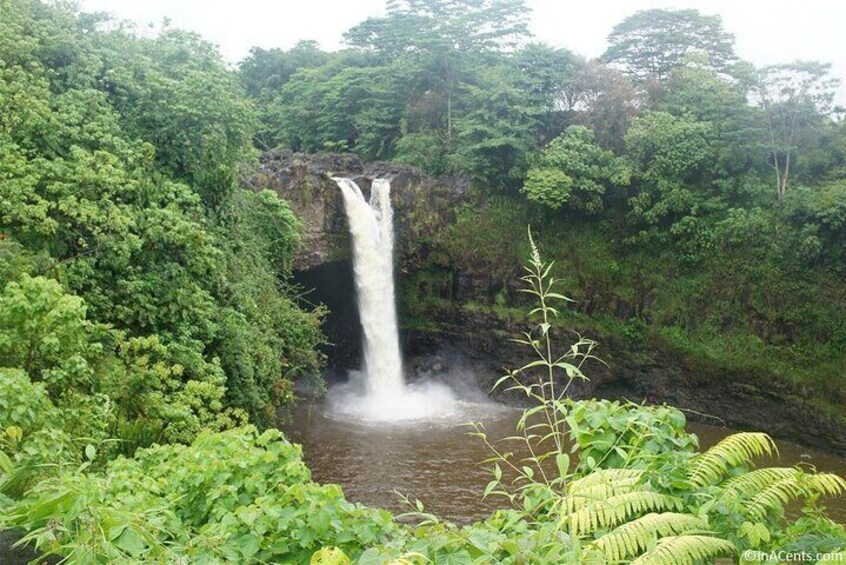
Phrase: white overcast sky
[{"left": 80, "top": 0, "right": 846, "bottom": 103}]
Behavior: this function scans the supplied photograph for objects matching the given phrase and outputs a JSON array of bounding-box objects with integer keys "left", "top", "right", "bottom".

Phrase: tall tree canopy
[
  {"left": 750, "top": 61, "right": 840, "bottom": 199},
  {"left": 344, "top": 0, "right": 531, "bottom": 165},
  {"left": 344, "top": 0, "right": 531, "bottom": 57},
  {"left": 602, "top": 9, "right": 737, "bottom": 82}
]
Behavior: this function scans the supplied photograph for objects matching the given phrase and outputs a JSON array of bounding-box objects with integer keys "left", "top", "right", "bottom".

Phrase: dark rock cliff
[{"left": 244, "top": 150, "right": 471, "bottom": 271}]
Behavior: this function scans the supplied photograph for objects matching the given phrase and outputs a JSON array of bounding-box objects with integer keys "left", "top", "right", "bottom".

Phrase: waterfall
[
  {"left": 329, "top": 177, "right": 460, "bottom": 422},
  {"left": 333, "top": 178, "right": 404, "bottom": 398}
]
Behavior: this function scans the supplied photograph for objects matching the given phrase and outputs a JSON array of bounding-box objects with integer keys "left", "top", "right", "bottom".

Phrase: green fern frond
[
  {"left": 745, "top": 476, "right": 807, "bottom": 520},
  {"left": 630, "top": 535, "right": 735, "bottom": 565},
  {"left": 564, "top": 469, "right": 645, "bottom": 514},
  {"left": 570, "top": 468, "right": 645, "bottom": 488},
  {"left": 804, "top": 472, "right": 846, "bottom": 497},
  {"left": 564, "top": 483, "right": 630, "bottom": 514},
  {"left": 687, "top": 432, "right": 777, "bottom": 488},
  {"left": 563, "top": 491, "right": 683, "bottom": 536},
  {"left": 590, "top": 513, "right": 709, "bottom": 562},
  {"left": 568, "top": 469, "right": 644, "bottom": 493},
  {"left": 746, "top": 471, "right": 846, "bottom": 521},
  {"left": 717, "top": 466, "right": 799, "bottom": 502}
]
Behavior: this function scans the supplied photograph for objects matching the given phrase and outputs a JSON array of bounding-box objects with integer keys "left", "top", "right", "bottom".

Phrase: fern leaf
[
  {"left": 746, "top": 471, "right": 846, "bottom": 521},
  {"left": 630, "top": 535, "right": 735, "bottom": 565},
  {"left": 745, "top": 476, "right": 807, "bottom": 521},
  {"left": 567, "top": 469, "right": 644, "bottom": 496},
  {"left": 563, "top": 491, "right": 683, "bottom": 536},
  {"left": 687, "top": 432, "right": 777, "bottom": 488},
  {"left": 590, "top": 513, "right": 709, "bottom": 562},
  {"left": 804, "top": 472, "right": 846, "bottom": 498},
  {"left": 564, "top": 469, "right": 645, "bottom": 514},
  {"left": 570, "top": 468, "right": 645, "bottom": 489},
  {"left": 717, "top": 466, "right": 799, "bottom": 502}
]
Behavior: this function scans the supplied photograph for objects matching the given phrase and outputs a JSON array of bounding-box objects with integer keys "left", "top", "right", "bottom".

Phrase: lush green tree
[
  {"left": 602, "top": 9, "right": 737, "bottom": 82},
  {"left": 450, "top": 65, "right": 539, "bottom": 188},
  {"left": 783, "top": 182, "right": 846, "bottom": 270},
  {"left": 0, "top": 275, "right": 240, "bottom": 447},
  {"left": 624, "top": 111, "right": 718, "bottom": 258},
  {"left": 749, "top": 61, "right": 840, "bottom": 199},
  {"left": 93, "top": 28, "right": 258, "bottom": 210},
  {"left": 657, "top": 66, "right": 738, "bottom": 118},
  {"left": 656, "top": 66, "right": 763, "bottom": 180},
  {"left": 345, "top": 0, "right": 530, "bottom": 144},
  {"left": 0, "top": 275, "right": 92, "bottom": 379},
  {"left": 509, "top": 43, "right": 581, "bottom": 142},
  {"left": 0, "top": 0, "right": 324, "bottom": 430},
  {"left": 239, "top": 41, "right": 330, "bottom": 97},
  {"left": 239, "top": 41, "right": 332, "bottom": 149},
  {"left": 522, "top": 126, "right": 630, "bottom": 213},
  {"left": 626, "top": 111, "right": 715, "bottom": 185},
  {"left": 345, "top": 0, "right": 530, "bottom": 57},
  {"left": 274, "top": 55, "right": 404, "bottom": 159}
]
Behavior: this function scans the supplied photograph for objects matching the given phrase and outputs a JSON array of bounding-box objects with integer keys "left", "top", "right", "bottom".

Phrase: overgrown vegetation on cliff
[
  {"left": 240, "top": 0, "right": 846, "bottom": 418},
  {"left": 0, "top": 0, "right": 325, "bottom": 453}
]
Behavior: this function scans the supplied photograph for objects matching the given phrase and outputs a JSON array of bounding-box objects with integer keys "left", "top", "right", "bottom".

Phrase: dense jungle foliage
[
  {"left": 1, "top": 0, "right": 845, "bottom": 563},
  {"left": 0, "top": 0, "right": 328, "bottom": 474},
  {"left": 243, "top": 0, "right": 846, "bottom": 417}
]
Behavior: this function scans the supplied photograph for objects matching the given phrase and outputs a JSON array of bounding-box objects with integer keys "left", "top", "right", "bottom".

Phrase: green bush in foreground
[{"left": 2, "top": 427, "right": 397, "bottom": 563}]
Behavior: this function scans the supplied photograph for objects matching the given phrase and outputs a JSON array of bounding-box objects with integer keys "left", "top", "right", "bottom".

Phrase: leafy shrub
[
  {"left": 565, "top": 398, "right": 698, "bottom": 474},
  {"left": 0, "top": 275, "right": 242, "bottom": 448},
  {"left": 3, "top": 427, "right": 397, "bottom": 563},
  {"left": 0, "top": 369, "right": 80, "bottom": 495},
  {"left": 784, "top": 183, "right": 846, "bottom": 268},
  {"left": 522, "top": 125, "right": 630, "bottom": 213},
  {"left": 0, "top": 368, "right": 56, "bottom": 434},
  {"left": 0, "top": 275, "right": 98, "bottom": 391}
]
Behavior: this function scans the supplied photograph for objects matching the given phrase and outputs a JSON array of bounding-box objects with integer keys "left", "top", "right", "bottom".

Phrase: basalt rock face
[
  {"left": 402, "top": 308, "right": 846, "bottom": 456},
  {"left": 245, "top": 150, "right": 471, "bottom": 271},
  {"left": 246, "top": 150, "right": 474, "bottom": 375}
]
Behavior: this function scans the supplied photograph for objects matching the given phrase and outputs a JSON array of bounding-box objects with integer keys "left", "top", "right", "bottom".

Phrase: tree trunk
[
  {"left": 446, "top": 85, "right": 453, "bottom": 143},
  {"left": 780, "top": 152, "right": 791, "bottom": 200}
]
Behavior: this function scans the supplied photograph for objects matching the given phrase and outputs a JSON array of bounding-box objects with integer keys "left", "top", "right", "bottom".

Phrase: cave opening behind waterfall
[{"left": 293, "top": 260, "right": 362, "bottom": 385}]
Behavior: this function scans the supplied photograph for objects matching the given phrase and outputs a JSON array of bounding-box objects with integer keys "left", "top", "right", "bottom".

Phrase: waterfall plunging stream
[
  {"left": 328, "top": 177, "right": 459, "bottom": 422},
  {"left": 334, "top": 178, "right": 404, "bottom": 398}
]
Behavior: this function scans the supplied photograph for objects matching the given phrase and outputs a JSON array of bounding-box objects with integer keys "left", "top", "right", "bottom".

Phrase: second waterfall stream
[{"left": 329, "top": 177, "right": 458, "bottom": 422}]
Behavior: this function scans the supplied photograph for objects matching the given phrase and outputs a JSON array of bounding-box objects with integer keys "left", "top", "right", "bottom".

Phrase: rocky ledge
[
  {"left": 403, "top": 306, "right": 846, "bottom": 457},
  {"left": 244, "top": 150, "right": 471, "bottom": 271}
]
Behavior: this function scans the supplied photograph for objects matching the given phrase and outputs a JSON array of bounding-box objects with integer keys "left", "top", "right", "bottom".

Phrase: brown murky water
[{"left": 285, "top": 398, "right": 846, "bottom": 524}]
